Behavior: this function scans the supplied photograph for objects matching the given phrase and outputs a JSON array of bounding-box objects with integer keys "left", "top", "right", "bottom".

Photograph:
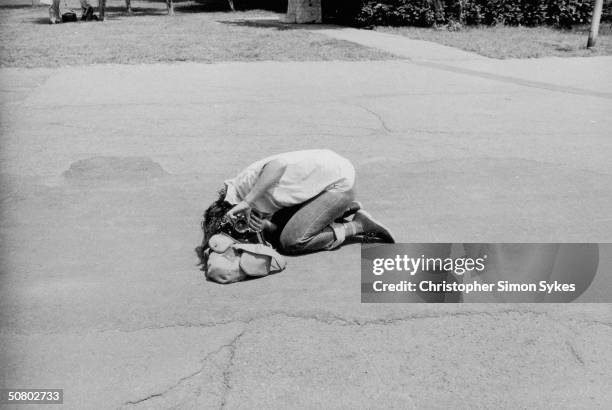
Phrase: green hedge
[{"left": 323, "top": 0, "right": 612, "bottom": 28}]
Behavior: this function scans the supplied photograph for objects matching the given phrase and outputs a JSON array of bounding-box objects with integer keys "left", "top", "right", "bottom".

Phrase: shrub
[
  {"left": 356, "top": 0, "right": 436, "bottom": 26},
  {"left": 323, "top": 0, "right": 367, "bottom": 25},
  {"left": 545, "top": 0, "right": 594, "bottom": 28},
  {"left": 322, "top": 0, "right": 612, "bottom": 28}
]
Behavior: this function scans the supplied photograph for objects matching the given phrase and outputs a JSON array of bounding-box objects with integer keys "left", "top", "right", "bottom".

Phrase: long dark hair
[{"left": 195, "top": 186, "right": 233, "bottom": 268}]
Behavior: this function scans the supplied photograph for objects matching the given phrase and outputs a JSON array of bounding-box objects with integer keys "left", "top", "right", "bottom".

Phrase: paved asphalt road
[{"left": 1, "top": 30, "right": 612, "bottom": 409}]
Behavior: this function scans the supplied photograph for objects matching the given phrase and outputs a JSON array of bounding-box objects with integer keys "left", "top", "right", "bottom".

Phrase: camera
[
  {"left": 221, "top": 211, "right": 258, "bottom": 235},
  {"left": 229, "top": 212, "right": 250, "bottom": 234},
  {"left": 218, "top": 211, "right": 264, "bottom": 244}
]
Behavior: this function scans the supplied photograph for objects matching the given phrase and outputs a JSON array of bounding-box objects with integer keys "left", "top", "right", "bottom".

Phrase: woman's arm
[
  {"left": 226, "top": 159, "right": 287, "bottom": 224},
  {"left": 244, "top": 159, "right": 287, "bottom": 206}
]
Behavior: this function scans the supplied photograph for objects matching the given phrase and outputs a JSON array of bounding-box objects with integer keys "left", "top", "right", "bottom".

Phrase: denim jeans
[{"left": 270, "top": 189, "right": 355, "bottom": 255}]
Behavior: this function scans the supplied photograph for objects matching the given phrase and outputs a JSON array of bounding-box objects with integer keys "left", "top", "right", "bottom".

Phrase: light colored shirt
[{"left": 224, "top": 149, "right": 355, "bottom": 215}]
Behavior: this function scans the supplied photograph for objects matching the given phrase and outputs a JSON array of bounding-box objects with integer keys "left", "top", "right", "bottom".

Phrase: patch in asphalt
[{"left": 62, "top": 156, "right": 169, "bottom": 182}]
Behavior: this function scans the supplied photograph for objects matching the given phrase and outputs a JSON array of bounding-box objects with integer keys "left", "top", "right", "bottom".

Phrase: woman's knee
[{"left": 278, "top": 231, "right": 310, "bottom": 254}]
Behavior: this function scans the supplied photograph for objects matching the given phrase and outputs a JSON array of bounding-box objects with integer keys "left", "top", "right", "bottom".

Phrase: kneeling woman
[{"left": 197, "top": 149, "right": 394, "bottom": 260}]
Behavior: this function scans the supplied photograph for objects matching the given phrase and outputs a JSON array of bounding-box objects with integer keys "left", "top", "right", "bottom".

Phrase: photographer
[{"left": 198, "top": 149, "right": 394, "bottom": 258}]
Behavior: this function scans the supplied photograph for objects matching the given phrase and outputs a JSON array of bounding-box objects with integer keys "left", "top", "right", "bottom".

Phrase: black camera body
[
  {"left": 228, "top": 213, "right": 250, "bottom": 234},
  {"left": 219, "top": 213, "right": 261, "bottom": 243}
]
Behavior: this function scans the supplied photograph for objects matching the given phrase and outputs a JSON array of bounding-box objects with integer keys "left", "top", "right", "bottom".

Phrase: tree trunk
[
  {"left": 587, "top": 0, "right": 604, "bottom": 48},
  {"left": 285, "top": 0, "right": 322, "bottom": 23},
  {"left": 433, "top": 0, "right": 444, "bottom": 22}
]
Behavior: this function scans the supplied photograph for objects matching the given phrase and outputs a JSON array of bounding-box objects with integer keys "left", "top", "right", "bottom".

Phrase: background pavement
[{"left": 1, "top": 29, "right": 612, "bottom": 408}]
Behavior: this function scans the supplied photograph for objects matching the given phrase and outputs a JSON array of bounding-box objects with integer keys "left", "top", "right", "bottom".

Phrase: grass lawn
[
  {"left": 0, "top": 0, "right": 395, "bottom": 67},
  {"left": 377, "top": 25, "right": 612, "bottom": 59}
]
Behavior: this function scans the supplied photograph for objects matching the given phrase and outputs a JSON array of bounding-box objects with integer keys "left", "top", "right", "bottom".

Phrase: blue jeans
[{"left": 270, "top": 189, "right": 355, "bottom": 255}]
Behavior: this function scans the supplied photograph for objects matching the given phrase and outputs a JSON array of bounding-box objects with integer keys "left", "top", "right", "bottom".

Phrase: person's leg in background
[
  {"left": 79, "top": 0, "right": 95, "bottom": 20},
  {"left": 49, "top": 0, "right": 61, "bottom": 23}
]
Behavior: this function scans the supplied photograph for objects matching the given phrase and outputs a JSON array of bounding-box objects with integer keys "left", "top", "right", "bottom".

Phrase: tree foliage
[{"left": 323, "top": 0, "right": 612, "bottom": 28}]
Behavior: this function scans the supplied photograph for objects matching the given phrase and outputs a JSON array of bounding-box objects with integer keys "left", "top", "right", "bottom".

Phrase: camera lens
[{"left": 234, "top": 219, "right": 248, "bottom": 233}]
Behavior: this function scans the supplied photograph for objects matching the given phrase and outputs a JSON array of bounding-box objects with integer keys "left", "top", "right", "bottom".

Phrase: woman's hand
[
  {"left": 261, "top": 219, "right": 278, "bottom": 234},
  {"left": 248, "top": 212, "right": 264, "bottom": 232},
  {"left": 226, "top": 201, "right": 252, "bottom": 222},
  {"left": 226, "top": 201, "right": 269, "bottom": 233}
]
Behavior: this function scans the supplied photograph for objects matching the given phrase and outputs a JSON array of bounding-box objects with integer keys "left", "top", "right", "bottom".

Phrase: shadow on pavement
[
  {"left": 0, "top": 4, "right": 37, "bottom": 9},
  {"left": 218, "top": 18, "right": 341, "bottom": 31}
]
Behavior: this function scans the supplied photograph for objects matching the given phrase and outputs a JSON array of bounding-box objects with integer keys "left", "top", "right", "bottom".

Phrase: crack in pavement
[
  {"left": 18, "top": 89, "right": 525, "bottom": 111},
  {"left": 108, "top": 308, "right": 557, "bottom": 335},
  {"left": 565, "top": 340, "right": 585, "bottom": 366},
  {"left": 348, "top": 103, "right": 393, "bottom": 134},
  {"left": 576, "top": 318, "right": 612, "bottom": 329},
  {"left": 219, "top": 330, "right": 246, "bottom": 410},
  {"left": 8, "top": 308, "right": 604, "bottom": 408},
  {"left": 6, "top": 308, "right": 610, "bottom": 337},
  {"left": 114, "top": 308, "right": 600, "bottom": 408},
  {"left": 122, "top": 329, "right": 247, "bottom": 408}
]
